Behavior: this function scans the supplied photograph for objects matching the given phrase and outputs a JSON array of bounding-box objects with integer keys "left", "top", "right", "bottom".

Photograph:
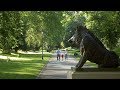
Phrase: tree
[
  {"left": 62, "top": 11, "right": 86, "bottom": 48},
  {"left": 85, "top": 11, "right": 120, "bottom": 50},
  {"left": 0, "top": 11, "right": 22, "bottom": 54}
]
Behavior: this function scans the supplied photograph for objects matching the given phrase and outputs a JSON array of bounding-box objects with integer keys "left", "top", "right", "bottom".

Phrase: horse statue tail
[{"left": 109, "top": 51, "right": 120, "bottom": 67}]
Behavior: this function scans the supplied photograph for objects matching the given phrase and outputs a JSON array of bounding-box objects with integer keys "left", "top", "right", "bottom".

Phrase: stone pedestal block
[{"left": 67, "top": 67, "right": 120, "bottom": 79}]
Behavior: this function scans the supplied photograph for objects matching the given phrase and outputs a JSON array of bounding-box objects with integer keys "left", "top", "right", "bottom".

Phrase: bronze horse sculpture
[{"left": 68, "top": 25, "right": 120, "bottom": 71}]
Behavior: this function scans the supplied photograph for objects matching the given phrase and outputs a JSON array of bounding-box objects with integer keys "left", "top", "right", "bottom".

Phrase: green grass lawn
[
  {"left": 0, "top": 52, "right": 52, "bottom": 79},
  {"left": 84, "top": 61, "right": 97, "bottom": 67},
  {"left": 67, "top": 48, "right": 80, "bottom": 56}
]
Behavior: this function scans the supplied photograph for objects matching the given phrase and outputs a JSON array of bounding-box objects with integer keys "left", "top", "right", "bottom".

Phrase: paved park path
[{"left": 36, "top": 51, "right": 78, "bottom": 79}]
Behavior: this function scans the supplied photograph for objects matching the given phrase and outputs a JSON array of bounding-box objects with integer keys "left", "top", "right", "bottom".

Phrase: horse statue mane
[{"left": 68, "top": 25, "right": 120, "bottom": 71}]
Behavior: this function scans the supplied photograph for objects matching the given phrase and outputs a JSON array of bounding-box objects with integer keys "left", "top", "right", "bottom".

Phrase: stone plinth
[{"left": 67, "top": 67, "right": 120, "bottom": 79}]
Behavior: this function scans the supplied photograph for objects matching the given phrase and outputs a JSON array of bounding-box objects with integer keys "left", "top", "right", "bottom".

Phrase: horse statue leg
[{"left": 75, "top": 53, "right": 87, "bottom": 71}]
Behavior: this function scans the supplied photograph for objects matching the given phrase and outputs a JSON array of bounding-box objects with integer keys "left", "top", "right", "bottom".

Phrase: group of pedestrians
[{"left": 56, "top": 48, "right": 68, "bottom": 61}]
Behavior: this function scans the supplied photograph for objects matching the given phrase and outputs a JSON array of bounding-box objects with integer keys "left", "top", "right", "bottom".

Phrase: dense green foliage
[
  {"left": 63, "top": 11, "right": 120, "bottom": 50},
  {"left": 85, "top": 11, "right": 120, "bottom": 50},
  {"left": 0, "top": 11, "right": 120, "bottom": 54}
]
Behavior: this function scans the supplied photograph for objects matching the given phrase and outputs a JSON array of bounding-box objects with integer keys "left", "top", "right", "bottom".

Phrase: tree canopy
[{"left": 0, "top": 11, "right": 120, "bottom": 54}]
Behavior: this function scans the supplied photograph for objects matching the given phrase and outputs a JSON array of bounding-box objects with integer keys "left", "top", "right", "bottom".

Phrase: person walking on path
[
  {"left": 64, "top": 49, "right": 68, "bottom": 60},
  {"left": 56, "top": 48, "right": 61, "bottom": 61},
  {"left": 61, "top": 53, "right": 64, "bottom": 60}
]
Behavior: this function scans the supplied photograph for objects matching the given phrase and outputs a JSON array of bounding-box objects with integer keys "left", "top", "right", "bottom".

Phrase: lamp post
[{"left": 42, "top": 31, "right": 43, "bottom": 60}]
